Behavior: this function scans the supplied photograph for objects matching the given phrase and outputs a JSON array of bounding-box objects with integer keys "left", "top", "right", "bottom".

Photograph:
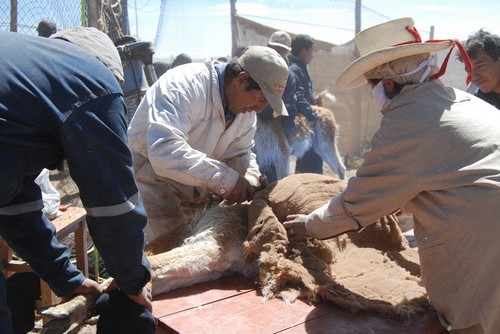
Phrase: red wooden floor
[{"left": 152, "top": 275, "right": 446, "bottom": 334}]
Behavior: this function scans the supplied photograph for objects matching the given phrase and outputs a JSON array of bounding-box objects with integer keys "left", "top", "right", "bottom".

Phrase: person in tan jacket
[{"left": 284, "top": 17, "right": 500, "bottom": 334}]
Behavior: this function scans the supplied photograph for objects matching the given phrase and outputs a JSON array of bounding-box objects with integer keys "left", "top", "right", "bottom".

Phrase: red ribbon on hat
[
  {"left": 274, "top": 84, "right": 284, "bottom": 93},
  {"left": 427, "top": 38, "right": 472, "bottom": 85},
  {"left": 394, "top": 26, "right": 472, "bottom": 85}
]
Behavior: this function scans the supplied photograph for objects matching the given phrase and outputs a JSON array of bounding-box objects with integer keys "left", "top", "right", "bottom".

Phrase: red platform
[{"left": 153, "top": 275, "right": 446, "bottom": 334}]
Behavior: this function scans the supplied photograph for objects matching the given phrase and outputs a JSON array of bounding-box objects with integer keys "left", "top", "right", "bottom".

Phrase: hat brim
[
  {"left": 336, "top": 41, "right": 454, "bottom": 90},
  {"left": 261, "top": 85, "right": 288, "bottom": 117},
  {"left": 268, "top": 42, "right": 291, "bottom": 51}
]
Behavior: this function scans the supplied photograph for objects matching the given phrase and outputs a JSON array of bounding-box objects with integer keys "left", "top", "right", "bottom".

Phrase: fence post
[
  {"left": 10, "top": 0, "right": 17, "bottom": 32},
  {"left": 87, "top": 0, "right": 101, "bottom": 28}
]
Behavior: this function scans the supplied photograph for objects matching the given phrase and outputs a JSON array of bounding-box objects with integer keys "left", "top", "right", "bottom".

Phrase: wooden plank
[
  {"left": 156, "top": 288, "right": 316, "bottom": 334},
  {"left": 153, "top": 275, "right": 444, "bottom": 334},
  {"left": 51, "top": 207, "right": 87, "bottom": 239},
  {"left": 153, "top": 275, "right": 255, "bottom": 319}
]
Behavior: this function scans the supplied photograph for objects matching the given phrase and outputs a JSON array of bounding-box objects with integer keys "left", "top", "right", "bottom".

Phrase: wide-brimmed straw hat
[
  {"left": 268, "top": 31, "right": 292, "bottom": 51},
  {"left": 336, "top": 17, "right": 454, "bottom": 90}
]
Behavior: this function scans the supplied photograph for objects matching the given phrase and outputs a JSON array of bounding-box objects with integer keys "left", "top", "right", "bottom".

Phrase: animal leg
[
  {"left": 39, "top": 278, "right": 114, "bottom": 334},
  {"left": 312, "top": 123, "right": 346, "bottom": 179},
  {"left": 148, "top": 233, "right": 240, "bottom": 296}
]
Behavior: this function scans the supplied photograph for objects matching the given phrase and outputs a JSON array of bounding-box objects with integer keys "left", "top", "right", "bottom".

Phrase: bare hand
[
  {"left": 105, "top": 280, "right": 153, "bottom": 312},
  {"left": 283, "top": 214, "right": 309, "bottom": 241},
  {"left": 61, "top": 278, "right": 103, "bottom": 302},
  {"left": 127, "top": 286, "right": 153, "bottom": 313},
  {"left": 225, "top": 175, "right": 255, "bottom": 205}
]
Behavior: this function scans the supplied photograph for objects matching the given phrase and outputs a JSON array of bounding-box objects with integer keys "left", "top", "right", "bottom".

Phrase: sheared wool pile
[{"left": 243, "top": 173, "right": 428, "bottom": 320}]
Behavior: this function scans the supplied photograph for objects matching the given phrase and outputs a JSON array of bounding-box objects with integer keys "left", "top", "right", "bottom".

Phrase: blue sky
[{"left": 128, "top": 0, "right": 499, "bottom": 59}]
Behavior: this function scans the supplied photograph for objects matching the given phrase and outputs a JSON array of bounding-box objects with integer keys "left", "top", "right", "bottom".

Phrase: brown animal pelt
[
  {"left": 243, "top": 173, "right": 428, "bottom": 321},
  {"left": 294, "top": 106, "right": 338, "bottom": 144}
]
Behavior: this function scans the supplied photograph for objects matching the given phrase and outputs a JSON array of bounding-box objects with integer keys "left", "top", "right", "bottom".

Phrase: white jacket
[{"left": 128, "top": 59, "right": 261, "bottom": 199}]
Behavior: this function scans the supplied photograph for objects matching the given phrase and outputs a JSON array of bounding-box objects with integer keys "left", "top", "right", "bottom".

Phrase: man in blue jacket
[
  {"left": 0, "top": 30, "right": 152, "bottom": 334},
  {"left": 288, "top": 34, "right": 322, "bottom": 174},
  {"left": 254, "top": 31, "right": 317, "bottom": 183}
]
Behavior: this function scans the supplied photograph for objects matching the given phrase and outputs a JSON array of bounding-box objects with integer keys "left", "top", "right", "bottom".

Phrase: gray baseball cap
[{"left": 237, "top": 46, "right": 289, "bottom": 116}]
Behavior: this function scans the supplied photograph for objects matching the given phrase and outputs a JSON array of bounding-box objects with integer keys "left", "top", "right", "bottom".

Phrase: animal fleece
[{"left": 40, "top": 174, "right": 428, "bottom": 333}]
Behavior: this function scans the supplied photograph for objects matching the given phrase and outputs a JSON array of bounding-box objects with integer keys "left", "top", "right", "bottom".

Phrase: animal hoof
[{"left": 38, "top": 306, "right": 70, "bottom": 319}]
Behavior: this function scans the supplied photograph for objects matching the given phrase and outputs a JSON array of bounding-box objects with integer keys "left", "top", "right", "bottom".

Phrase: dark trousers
[
  {"left": 260, "top": 164, "right": 278, "bottom": 184},
  {"left": 0, "top": 273, "right": 13, "bottom": 334},
  {"left": 295, "top": 148, "right": 323, "bottom": 174}
]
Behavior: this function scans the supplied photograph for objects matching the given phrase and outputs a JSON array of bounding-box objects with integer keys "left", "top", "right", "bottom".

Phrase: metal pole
[
  {"left": 355, "top": 0, "right": 361, "bottom": 35},
  {"left": 230, "top": 0, "right": 238, "bottom": 58},
  {"left": 354, "top": 0, "right": 363, "bottom": 154},
  {"left": 135, "top": 0, "right": 139, "bottom": 36},
  {"left": 87, "top": 0, "right": 99, "bottom": 28},
  {"left": 81, "top": 0, "right": 87, "bottom": 26},
  {"left": 10, "top": 0, "right": 17, "bottom": 32}
]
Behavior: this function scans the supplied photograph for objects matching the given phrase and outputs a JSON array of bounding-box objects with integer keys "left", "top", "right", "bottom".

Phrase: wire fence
[
  {"left": 2, "top": 0, "right": 418, "bottom": 63},
  {"left": 0, "top": 0, "right": 84, "bottom": 35},
  {"left": 1, "top": 0, "right": 446, "bottom": 157},
  {"left": 150, "top": 0, "right": 416, "bottom": 61}
]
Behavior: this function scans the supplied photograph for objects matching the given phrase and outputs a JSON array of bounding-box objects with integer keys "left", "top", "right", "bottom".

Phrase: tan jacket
[{"left": 306, "top": 80, "right": 500, "bottom": 333}]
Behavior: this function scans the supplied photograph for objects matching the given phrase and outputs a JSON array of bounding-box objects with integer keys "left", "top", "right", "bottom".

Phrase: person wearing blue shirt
[
  {"left": 254, "top": 31, "right": 316, "bottom": 183},
  {"left": 288, "top": 34, "right": 323, "bottom": 174},
  {"left": 0, "top": 30, "right": 152, "bottom": 334}
]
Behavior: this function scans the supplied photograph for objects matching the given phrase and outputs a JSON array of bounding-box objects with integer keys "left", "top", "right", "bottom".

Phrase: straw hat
[
  {"left": 336, "top": 17, "right": 454, "bottom": 90},
  {"left": 268, "top": 31, "right": 292, "bottom": 51}
]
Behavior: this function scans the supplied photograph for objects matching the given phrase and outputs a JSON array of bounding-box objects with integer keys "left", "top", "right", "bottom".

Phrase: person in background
[
  {"left": 171, "top": 53, "right": 192, "bottom": 69},
  {"left": 253, "top": 31, "right": 316, "bottom": 183},
  {"left": 128, "top": 46, "right": 288, "bottom": 243},
  {"left": 284, "top": 18, "right": 500, "bottom": 334},
  {"left": 0, "top": 28, "right": 152, "bottom": 334},
  {"left": 288, "top": 34, "right": 322, "bottom": 174},
  {"left": 153, "top": 53, "right": 193, "bottom": 78},
  {"left": 36, "top": 18, "right": 57, "bottom": 37},
  {"left": 252, "top": 31, "right": 296, "bottom": 183},
  {"left": 114, "top": 35, "right": 157, "bottom": 124},
  {"left": 459, "top": 29, "right": 500, "bottom": 109}
]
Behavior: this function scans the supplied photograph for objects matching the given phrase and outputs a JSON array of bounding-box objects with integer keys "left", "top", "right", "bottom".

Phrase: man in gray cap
[
  {"left": 36, "top": 18, "right": 57, "bottom": 37},
  {"left": 128, "top": 46, "right": 288, "bottom": 243},
  {"left": 0, "top": 29, "right": 152, "bottom": 333}
]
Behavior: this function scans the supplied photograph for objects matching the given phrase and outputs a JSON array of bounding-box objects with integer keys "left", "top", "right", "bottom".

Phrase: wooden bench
[
  {"left": 153, "top": 275, "right": 446, "bottom": 334},
  {"left": 0, "top": 206, "right": 89, "bottom": 307}
]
